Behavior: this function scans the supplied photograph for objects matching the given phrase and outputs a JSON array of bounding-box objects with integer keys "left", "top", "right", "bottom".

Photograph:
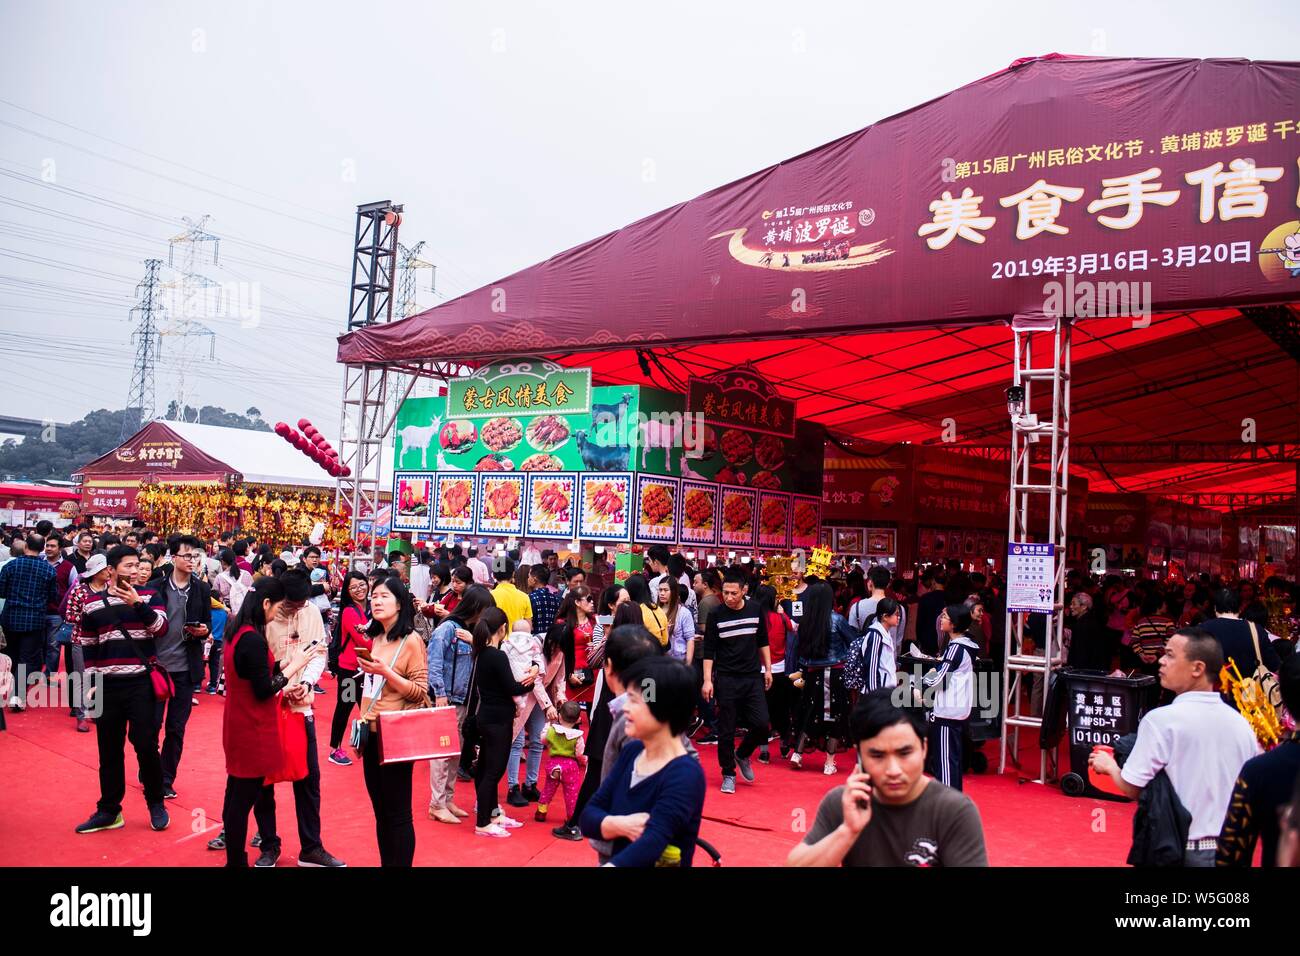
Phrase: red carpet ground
[{"left": 0, "top": 673, "right": 1135, "bottom": 867}]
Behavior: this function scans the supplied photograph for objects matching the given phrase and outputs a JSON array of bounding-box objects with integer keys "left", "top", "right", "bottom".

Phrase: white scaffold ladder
[{"left": 998, "top": 313, "right": 1072, "bottom": 786}]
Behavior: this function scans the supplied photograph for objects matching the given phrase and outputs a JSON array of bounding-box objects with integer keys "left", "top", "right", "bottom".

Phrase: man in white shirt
[
  {"left": 465, "top": 547, "right": 491, "bottom": 586},
  {"left": 647, "top": 545, "right": 695, "bottom": 612},
  {"left": 1090, "top": 626, "right": 1258, "bottom": 867},
  {"left": 409, "top": 548, "right": 433, "bottom": 603},
  {"left": 849, "top": 565, "right": 905, "bottom": 640}
]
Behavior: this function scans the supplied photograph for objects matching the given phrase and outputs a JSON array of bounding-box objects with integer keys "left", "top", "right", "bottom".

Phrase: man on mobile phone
[
  {"left": 153, "top": 535, "right": 212, "bottom": 800},
  {"left": 72, "top": 545, "right": 171, "bottom": 835},
  {"left": 787, "top": 688, "right": 987, "bottom": 867}
]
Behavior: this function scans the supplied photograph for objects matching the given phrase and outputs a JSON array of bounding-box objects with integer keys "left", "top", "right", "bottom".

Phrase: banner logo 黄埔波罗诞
[{"left": 710, "top": 199, "right": 892, "bottom": 272}]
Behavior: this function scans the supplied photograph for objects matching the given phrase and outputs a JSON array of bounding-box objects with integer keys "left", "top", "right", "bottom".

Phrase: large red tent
[{"left": 338, "top": 55, "right": 1300, "bottom": 511}]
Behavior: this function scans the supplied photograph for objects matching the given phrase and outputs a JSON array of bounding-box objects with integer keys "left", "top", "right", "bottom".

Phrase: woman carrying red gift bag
[
  {"left": 356, "top": 576, "right": 430, "bottom": 867},
  {"left": 221, "top": 577, "right": 324, "bottom": 867}
]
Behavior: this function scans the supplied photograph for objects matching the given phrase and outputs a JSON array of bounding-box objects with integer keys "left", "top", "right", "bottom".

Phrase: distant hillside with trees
[{"left": 0, "top": 405, "right": 269, "bottom": 481}]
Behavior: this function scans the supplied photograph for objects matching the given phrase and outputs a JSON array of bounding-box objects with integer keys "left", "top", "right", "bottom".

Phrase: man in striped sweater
[{"left": 73, "top": 545, "right": 171, "bottom": 834}]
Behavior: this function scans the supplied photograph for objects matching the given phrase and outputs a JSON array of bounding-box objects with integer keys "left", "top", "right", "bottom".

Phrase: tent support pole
[{"left": 999, "top": 313, "right": 1070, "bottom": 786}]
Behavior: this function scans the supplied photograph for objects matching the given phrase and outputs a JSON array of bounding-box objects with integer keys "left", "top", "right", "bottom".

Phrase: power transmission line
[{"left": 124, "top": 258, "right": 163, "bottom": 437}]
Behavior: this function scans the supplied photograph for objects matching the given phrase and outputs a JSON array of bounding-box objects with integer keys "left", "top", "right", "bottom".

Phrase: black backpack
[{"left": 327, "top": 606, "right": 347, "bottom": 674}]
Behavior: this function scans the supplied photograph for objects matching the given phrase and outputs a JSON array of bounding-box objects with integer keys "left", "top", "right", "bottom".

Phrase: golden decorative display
[
  {"left": 135, "top": 480, "right": 348, "bottom": 550},
  {"left": 806, "top": 545, "right": 835, "bottom": 580},
  {"left": 763, "top": 555, "right": 798, "bottom": 603},
  {"left": 1220, "top": 656, "right": 1283, "bottom": 749}
]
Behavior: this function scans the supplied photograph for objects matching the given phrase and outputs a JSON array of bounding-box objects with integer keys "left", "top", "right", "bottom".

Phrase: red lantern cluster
[{"left": 275, "top": 419, "right": 351, "bottom": 478}]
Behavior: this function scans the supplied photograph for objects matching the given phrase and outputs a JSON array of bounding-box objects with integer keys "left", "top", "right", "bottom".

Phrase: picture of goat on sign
[
  {"left": 398, "top": 414, "right": 442, "bottom": 469},
  {"left": 639, "top": 413, "right": 703, "bottom": 470}
]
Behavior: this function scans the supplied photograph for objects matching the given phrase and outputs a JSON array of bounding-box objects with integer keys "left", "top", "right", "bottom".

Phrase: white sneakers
[{"left": 475, "top": 824, "right": 511, "bottom": 838}]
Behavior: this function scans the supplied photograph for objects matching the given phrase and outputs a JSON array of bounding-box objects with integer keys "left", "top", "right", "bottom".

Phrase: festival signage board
[
  {"left": 757, "top": 491, "right": 791, "bottom": 551},
  {"left": 80, "top": 482, "right": 142, "bottom": 516},
  {"left": 688, "top": 364, "right": 796, "bottom": 439},
  {"left": 577, "top": 472, "right": 632, "bottom": 543},
  {"left": 633, "top": 474, "right": 680, "bottom": 545},
  {"left": 679, "top": 479, "right": 719, "bottom": 547},
  {"left": 822, "top": 462, "right": 911, "bottom": 522},
  {"left": 475, "top": 473, "right": 527, "bottom": 537},
  {"left": 789, "top": 495, "right": 822, "bottom": 549},
  {"left": 447, "top": 359, "right": 591, "bottom": 420},
  {"left": 525, "top": 473, "right": 578, "bottom": 540},
  {"left": 397, "top": 385, "right": 658, "bottom": 476},
  {"left": 1007, "top": 542, "right": 1055, "bottom": 614},
  {"left": 392, "top": 472, "right": 434, "bottom": 532},
  {"left": 718, "top": 485, "right": 758, "bottom": 550},
  {"left": 431, "top": 473, "right": 477, "bottom": 534}
]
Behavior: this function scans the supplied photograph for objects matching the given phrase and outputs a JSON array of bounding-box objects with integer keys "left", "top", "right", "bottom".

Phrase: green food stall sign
[{"left": 448, "top": 359, "right": 591, "bottom": 420}]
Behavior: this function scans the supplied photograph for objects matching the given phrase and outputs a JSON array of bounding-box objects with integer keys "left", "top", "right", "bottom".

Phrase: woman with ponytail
[
  {"left": 466, "top": 605, "right": 537, "bottom": 838},
  {"left": 220, "top": 576, "right": 324, "bottom": 867}
]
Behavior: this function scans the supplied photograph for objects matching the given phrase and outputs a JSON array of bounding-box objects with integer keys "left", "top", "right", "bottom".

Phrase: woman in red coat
[
  {"left": 328, "top": 571, "right": 373, "bottom": 766},
  {"left": 221, "top": 576, "right": 324, "bottom": 867}
]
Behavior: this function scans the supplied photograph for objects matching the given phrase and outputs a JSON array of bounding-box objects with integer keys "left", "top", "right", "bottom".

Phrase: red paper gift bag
[
  {"left": 265, "top": 706, "right": 308, "bottom": 784},
  {"left": 377, "top": 705, "right": 461, "bottom": 765}
]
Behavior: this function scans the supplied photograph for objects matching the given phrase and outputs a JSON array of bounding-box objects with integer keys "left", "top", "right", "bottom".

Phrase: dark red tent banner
[
  {"left": 77, "top": 421, "right": 233, "bottom": 478},
  {"left": 339, "top": 56, "right": 1300, "bottom": 365}
]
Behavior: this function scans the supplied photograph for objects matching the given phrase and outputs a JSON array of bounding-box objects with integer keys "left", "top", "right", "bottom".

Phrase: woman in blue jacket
[
  {"left": 581, "top": 656, "right": 705, "bottom": 866},
  {"left": 426, "top": 585, "right": 494, "bottom": 824}
]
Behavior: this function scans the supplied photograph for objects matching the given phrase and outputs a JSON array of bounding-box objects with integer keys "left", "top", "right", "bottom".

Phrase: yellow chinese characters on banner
[
  {"left": 948, "top": 120, "right": 1294, "bottom": 182},
  {"left": 919, "top": 157, "right": 1291, "bottom": 248}
]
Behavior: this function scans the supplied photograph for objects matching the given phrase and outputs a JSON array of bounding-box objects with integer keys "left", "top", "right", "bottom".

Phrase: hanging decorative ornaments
[{"left": 274, "top": 419, "right": 351, "bottom": 478}]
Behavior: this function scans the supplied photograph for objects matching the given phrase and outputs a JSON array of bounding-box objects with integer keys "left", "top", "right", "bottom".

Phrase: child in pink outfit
[{"left": 534, "top": 701, "right": 587, "bottom": 826}]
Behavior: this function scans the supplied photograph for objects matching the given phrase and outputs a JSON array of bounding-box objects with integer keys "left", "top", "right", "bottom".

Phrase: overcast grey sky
[{"left": 2, "top": 0, "right": 1297, "bottom": 436}]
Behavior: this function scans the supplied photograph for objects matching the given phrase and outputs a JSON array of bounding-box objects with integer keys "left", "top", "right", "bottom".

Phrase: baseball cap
[
  {"left": 279, "top": 550, "right": 300, "bottom": 567},
  {"left": 83, "top": 552, "right": 108, "bottom": 577}
]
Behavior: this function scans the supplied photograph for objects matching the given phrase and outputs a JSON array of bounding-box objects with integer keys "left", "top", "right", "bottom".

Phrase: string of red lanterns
[{"left": 274, "top": 419, "right": 351, "bottom": 478}]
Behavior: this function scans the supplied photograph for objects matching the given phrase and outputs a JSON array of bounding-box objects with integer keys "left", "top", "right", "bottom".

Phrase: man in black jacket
[
  {"left": 152, "top": 535, "right": 212, "bottom": 800},
  {"left": 702, "top": 568, "right": 772, "bottom": 794},
  {"left": 1199, "top": 589, "right": 1281, "bottom": 696},
  {"left": 915, "top": 569, "right": 947, "bottom": 657}
]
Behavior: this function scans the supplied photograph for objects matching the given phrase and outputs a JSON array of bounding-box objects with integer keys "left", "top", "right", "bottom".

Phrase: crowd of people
[{"left": 1, "top": 521, "right": 1298, "bottom": 868}]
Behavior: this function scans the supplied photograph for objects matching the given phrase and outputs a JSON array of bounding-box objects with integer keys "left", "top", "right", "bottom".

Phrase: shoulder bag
[
  {"left": 349, "top": 631, "right": 411, "bottom": 754},
  {"left": 118, "top": 620, "right": 175, "bottom": 702},
  {"left": 1246, "top": 621, "right": 1282, "bottom": 710}
]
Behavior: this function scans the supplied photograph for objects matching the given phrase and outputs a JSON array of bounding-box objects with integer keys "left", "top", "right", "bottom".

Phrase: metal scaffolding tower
[
  {"left": 999, "top": 313, "right": 1072, "bottom": 786},
  {"left": 337, "top": 201, "right": 403, "bottom": 567},
  {"left": 123, "top": 258, "right": 164, "bottom": 438}
]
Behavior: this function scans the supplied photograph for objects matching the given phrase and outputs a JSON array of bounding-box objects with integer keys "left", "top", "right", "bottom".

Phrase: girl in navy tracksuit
[{"left": 921, "top": 603, "right": 980, "bottom": 791}]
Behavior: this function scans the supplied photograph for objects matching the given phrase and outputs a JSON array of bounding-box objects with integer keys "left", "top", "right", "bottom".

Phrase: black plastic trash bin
[{"left": 1059, "top": 668, "right": 1159, "bottom": 800}]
